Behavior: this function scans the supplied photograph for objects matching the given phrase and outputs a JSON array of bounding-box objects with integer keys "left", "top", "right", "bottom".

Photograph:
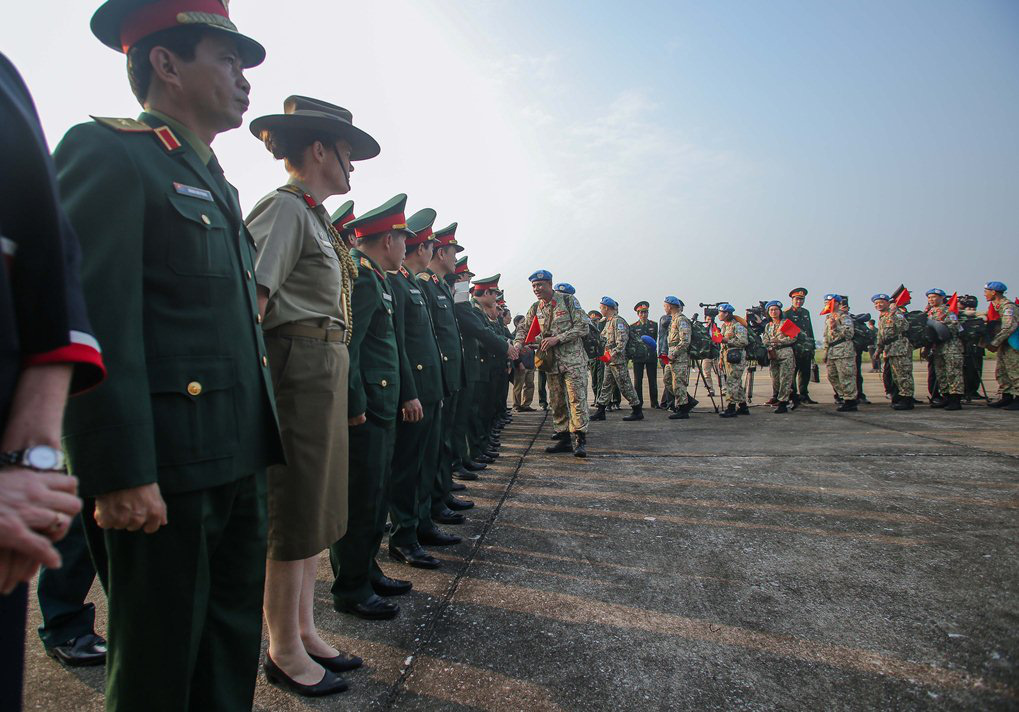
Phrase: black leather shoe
[
  {"left": 309, "top": 652, "right": 363, "bottom": 673},
  {"left": 337, "top": 594, "right": 400, "bottom": 620},
  {"left": 264, "top": 655, "right": 348, "bottom": 696},
  {"left": 446, "top": 495, "right": 474, "bottom": 510},
  {"left": 453, "top": 467, "right": 478, "bottom": 481},
  {"left": 892, "top": 399, "right": 914, "bottom": 410},
  {"left": 668, "top": 409, "right": 689, "bottom": 420},
  {"left": 462, "top": 461, "right": 488, "bottom": 472},
  {"left": 836, "top": 399, "right": 858, "bottom": 412},
  {"left": 451, "top": 481, "right": 467, "bottom": 491},
  {"left": 550, "top": 431, "right": 569, "bottom": 441},
  {"left": 482, "top": 450, "right": 499, "bottom": 459},
  {"left": 371, "top": 575, "right": 412, "bottom": 597},
  {"left": 419, "top": 527, "right": 462, "bottom": 546},
  {"left": 545, "top": 438, "right": 573, "bottom": 454},
  {"left": 433, "top": 508, "right": 465, "bottom": 525},
  {"left": 389, "top": 544, "right": 441, "bottom": 569},
  {"left": 45, "top": 633, "right": 107, "bottom": 668},
  {"left": 474, "top": 454, "right": 495, "bottom": 464},
  {"left": 589, "top": 405, "right": 607, "bottom": 421}
]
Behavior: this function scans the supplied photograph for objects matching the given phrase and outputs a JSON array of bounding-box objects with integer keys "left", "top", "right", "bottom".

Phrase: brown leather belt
[{"left": 265, "top": 323, "right": 346, "bottom": 342}]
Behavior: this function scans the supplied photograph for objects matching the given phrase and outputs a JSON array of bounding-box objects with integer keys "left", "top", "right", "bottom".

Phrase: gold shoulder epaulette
[
  {"left": 417, "top": 273, "right": 430, "bottom": 282},
  {"left": 91, "top": 116, "right": 151, "bottom": 132},
  {"left": 360, "top": 257, "right": 372, "bottom": 269}
]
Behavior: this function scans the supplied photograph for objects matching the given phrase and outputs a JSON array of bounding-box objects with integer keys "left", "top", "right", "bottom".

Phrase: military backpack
[
  {"left": 564, "top": 297, "right": 606, "bottom": 360},
  {"left": 688, "top": 321, "right": 713, "bottom": 360},
  {"left": 905, "top": 310, "right": 931, "bottom": 348}
]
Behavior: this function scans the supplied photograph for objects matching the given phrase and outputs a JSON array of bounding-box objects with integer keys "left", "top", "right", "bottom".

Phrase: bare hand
[
  {"left": 539, "top": 336, "right": 560, "bottom": 352},
  {"left": 95, "top": 483, "right": 167, "bottom": 534},
  {"left": 507, "top": 344, "right": 520, "bottom": 360},
  {"left": 986, "top": 344, "right": 998, "bottom": 353},
  {"left": 348, "top": 413, "right": 367, "bottom": 427},
  {"left": 0, "top": 467, "right": 81, "bottom": 556},
  {"left": 401, "top": 399, "right": 424, "bottom": 423}
]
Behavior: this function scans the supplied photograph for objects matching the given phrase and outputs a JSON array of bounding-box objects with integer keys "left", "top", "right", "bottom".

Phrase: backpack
[
  {"left": 905, "top": 310, "right": 930, "bottom": 348},
  {"left": 688, "top": 320, "right": 713, "bottom": 360},
  {"left": 850, "top": 314, "right": 874, "bottom": 352},
  {"left": 564, "top": 297, "right": 605, "bottom": 360},
  {"left": 745, "top": 327, "right": 770, "bottom": 367},
  {"left": 624, "top": 326, "right": 649, "bottom": 362}
]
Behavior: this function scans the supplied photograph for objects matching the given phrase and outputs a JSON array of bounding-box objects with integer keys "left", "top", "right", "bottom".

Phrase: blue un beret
[
  {"left": 765, "top": 300, "right": 783, "bottom": 310},
  {"left": 925, "top": 288, "right": 946, "bottom": 298},
  {"left": 600, "top": 296, "right": 618, "bottom": 309},
  {"left": 663, "top": 295, "right": 684, "bottom": 307},
  {"left": 985, "top": 281, "right": 1007, "bottom": 293},
  {"left": 554, "top": 282, "right": 575, "bottom": 295},
  {"left": 871, "top": 293, "right": 891, "bottom": 303},
  {"left": 719, "top": 303, "right": 735, "bottom": 314},
  {"left": 528, "top": 269, "right": 553, "bottom": 282},
  {"left": 823, "top": 293, "right": 844, "bottom": 303},
  {"left": 640, "top": 335, "right": 658, "bottom": 349}
]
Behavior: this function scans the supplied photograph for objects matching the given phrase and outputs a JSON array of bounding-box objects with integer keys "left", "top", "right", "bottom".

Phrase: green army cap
[
  {"left": 250, "top": 96, "right": 381, "bottom": 161},
  {"left": 472, "top": 274, "right": 501, "bottom": 292},
  {"left": 634, "top": 301, "right": 650, "bottom": 312},
  {"left": 345, "top": 194, "right": 416, "bottom": 240},
  {"left": 91, "top": 0, "right": 266, "bottom": 68},
  {"left": 454, "top": 257, "right": 474, "bottom": 278},
  {"left": 433, "top": 223, "right": 464, "bottom": 253},
  {"left": 405, "top": 208, "right": 437, "bottom": 248},
  {"left": 330, "top": 201, "right": 355, "bottom": 231}
]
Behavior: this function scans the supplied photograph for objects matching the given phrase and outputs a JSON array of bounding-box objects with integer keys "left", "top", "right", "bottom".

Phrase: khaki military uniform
[
  {"left": 990, "top": 297, "right": 1019, "bottom": 396},
  {"left": 718, "top": 320, "right": 749, "bottom": 404},
  {"left": 667, "top": 313, "right": 692, "bottom": 406},
  {"left": 926, "top": 304, "right": 964, "bottom": 395},
  {"left": 595, "top": 314, "right": 640, "bottom": 406},
  {"left": 876, "top": 309, "right": 914, "bottom": 398},
  {"left": 516, "top": 294, "right": 590, "bottom": 433},
  {"left": 763, "top": 321, "right": 796, "bottom": 402},
  {"left": 824, "top": 313, "right": 858, "bottom": 400}
]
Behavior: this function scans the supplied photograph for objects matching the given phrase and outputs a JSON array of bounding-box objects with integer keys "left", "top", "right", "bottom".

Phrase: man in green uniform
[
  {"left": 784, "top": 287, "right": 817, "bottom": 404},
  {"left": 55, "top": 3, "right": 282, "bottom": 709},
  {"left": 386, "top": 208, "right": 444, "bottom": 569},
  {"left": 630, "top": 301, "right": 659, "bottom": 408},
  {"left": 417, "top": 224, "right": 468, "bottom": 528},
  {"left": 329, "top": 195, "right": 414, "bottom": 620}
]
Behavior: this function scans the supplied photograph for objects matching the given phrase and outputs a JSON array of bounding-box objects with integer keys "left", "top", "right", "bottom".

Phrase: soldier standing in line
[
  {"left": 984, "top": 281, "right": 1019, "bottom": 410},
  {"left": 872, "top": 294, "right": 914, "bottom": 410},
  {"left": 839, "top": 297, "right": 869, "bottom": 404},
  {"left": 762, "top": 301, "right": 797, "bottom": 413},
  {"left": 657, "top": 306, "right": 675, "bottom": 409},
  {"left": 590, "top": 297, "right": 643, "bottom": 421},
  {"left": 823, "top": 294, "right": 859, "bottom": 411},
  {"left": 664, "top": 296, "right": 694, "bottom": 420},
  {"left": 515, "top": 271, "right": 591, "bottom": 457},
  {"left": 925, "top": 288, "right": 965, "bottom": 411},
  {"left": 717, "top": 304, "right": 750, "bottom": 418},
  {"left": 631, "top": 302, "right": 659, "bottom": 408},
  {"left": 784, "top": 288, "right": 818, "bottom": 404}
]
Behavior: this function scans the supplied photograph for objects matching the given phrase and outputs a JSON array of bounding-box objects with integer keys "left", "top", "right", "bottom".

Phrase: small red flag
[
  {"left": 893, "top": 287, "right": 911, "bottom": 308},
  {"left": 598, "top": 350, "right": 611, "bottom": 363},
  {"left": 524, "top": 316, "right": 541, "bottom": 344},
  {"left": 947, "top": 292, "right": 959, "bottom": 314},
  {"left": 710, "top": 324, "right": 723, "bottom": 344},
  {"left": 987, "top": 302, "right": 1000, "bottom": 322},
  {"left": 658, "top": 354, "right": 671, "bottom": 366},
  {"left": 779, "top": 319, "right": 801, "bottom": 339},
  {"left": 819, "top": 299, "right": 834, "bottom": 315}
]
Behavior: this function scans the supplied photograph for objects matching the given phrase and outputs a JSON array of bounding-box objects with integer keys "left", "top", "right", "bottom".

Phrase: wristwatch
[{"left": 0, "top": 445, "right": 67, "bottom": 472}]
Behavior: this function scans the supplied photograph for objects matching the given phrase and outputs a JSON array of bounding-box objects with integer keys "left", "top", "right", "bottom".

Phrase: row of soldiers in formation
[{"left": 515, "top": 282, "right": 1019, "bottom": 457}]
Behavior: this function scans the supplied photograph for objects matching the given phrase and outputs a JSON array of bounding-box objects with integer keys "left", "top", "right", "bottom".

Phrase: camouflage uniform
[
  {"left": 824, "top": 312, "right": 858, "bottom": 400},
  {"left": 718, "top": 320, "right": 749, "bottom": 405},
  {"left": 667, "top": 312, "right": 693, "bottom": 406},
  {"left": 595, "top": 314, "right": 639, "bottom": 406},
  {"left": 990, "top": 296, "right": 1019, "bottom": 396},
  {"left": 927, "top": 304, "right": 964, "bottom": 395},
  {"left": 763, "top": 321, "right": 796, "bottom": 401},
  {"left": 658, "top": 314, "right": 674, "bottom": 404},
  {"left": 875, "top": 309, "right": 914, "bottom": 397},
  {"left": 516, "top": 293, "right": 590, "bottom": 433}
]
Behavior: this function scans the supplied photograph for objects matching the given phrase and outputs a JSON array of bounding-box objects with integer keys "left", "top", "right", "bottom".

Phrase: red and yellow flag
[{"left": 819, "top": 299, "right": 835, "bottom": 315}]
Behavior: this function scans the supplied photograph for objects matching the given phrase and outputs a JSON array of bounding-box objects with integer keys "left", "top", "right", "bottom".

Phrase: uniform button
[
  {"left": 256, "top": 313, "right": 262, "bottom": 324},
  {"left": 416, "top": 364, "right": 423, "bottom": 371},
  {"left": 262, "top": 356, "right": 268, "bottom": 367},
  {"left": 201, "top": 214, "right": 211, "bottom": 225},
  {"left": 187, "top": 381, "right": 202, "bottom": 396},
  {"left": 443, "top": 355, "right": 449, "bottom": 362},
  {"left": 380, "top": 379, "right": 388, "bottom": 387},
  {"left": 246, "top": 270, "right": 252, "bottom": 280}
]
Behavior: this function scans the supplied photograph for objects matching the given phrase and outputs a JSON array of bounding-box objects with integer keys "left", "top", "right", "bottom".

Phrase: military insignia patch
[
  {"left": 173, "top": 182, "right": 214, "bottom": 202},
  {"left": 400, "top": 267, "right": 410, "bottom": 278},
  {"left": 417, "top": 273, "right": 430, "bottom": 282},
  {"left": 360, "top": 257, "right": 372, "bottom": 269},
  {"left": 432, "top": 275, "right": 439, "bottom": 285},
  {"left": 91, "top": 116, "right": 151, "bottom": 132},
  {"left": 153, "top": 126, "right": 182, "bottom": 152}
]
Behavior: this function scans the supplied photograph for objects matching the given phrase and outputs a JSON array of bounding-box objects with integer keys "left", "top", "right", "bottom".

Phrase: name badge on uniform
[
  {"left": 410, "top": 288, "right": 421, "bottom": 295},
  {"left": 437, "top": 295, "right": 448, "bottom": 301},
  {"left": 382, "top": 292, "right": 393, "bottom": 302},
  {"left": 173, "top": 182, "right": 214, "bottom": 202}
]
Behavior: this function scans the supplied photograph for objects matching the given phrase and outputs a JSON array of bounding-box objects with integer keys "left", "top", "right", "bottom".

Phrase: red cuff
[{"left": 25, "top": 342, "right": 106, "bottom": 394}]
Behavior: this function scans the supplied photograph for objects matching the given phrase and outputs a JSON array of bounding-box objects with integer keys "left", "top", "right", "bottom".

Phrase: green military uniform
[
  {"left": 783, "top": 288, "right": 816, "bottom": 400},
  {"left": 387, "top": 208, "right": 445, "bottom": 549},
  {"left": 56, "top": 84, "right": 281, "bottom": 712},
  {"left": 329, "top": 199, "right": 410, "bottom": 605},
  {"left": 630, "top": 302, "right": 659, "bottom": 407},
  {"left": 462, "top": 276, "right": 511, "bottom": 458}
]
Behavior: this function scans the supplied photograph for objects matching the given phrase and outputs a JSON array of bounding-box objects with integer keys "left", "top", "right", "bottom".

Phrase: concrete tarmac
[{"left": 20, "top": 363, "right": 1018, "bottom": 710}]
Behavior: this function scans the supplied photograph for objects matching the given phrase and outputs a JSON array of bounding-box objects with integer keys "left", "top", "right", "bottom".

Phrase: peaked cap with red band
[
  {"left": 330, "top": 201, "right": 355, "bottom": 231},
  {"left": 432, "top": 223, "right": 464, "bottom": 253},
  {"left": 454, "top": 257, "right": 474, "bottom": 277},
  {"left": 345, "top": 194, "right": 416, "bottom": 240},
  {"left": 472, "top": 274, "right": 501, "bottom": 292},
  {"left": 91, "top": 0, "right": 266, "bottom": 68},
  {"left": 406, "top": 208, "right": 438, "bottom": 247}
]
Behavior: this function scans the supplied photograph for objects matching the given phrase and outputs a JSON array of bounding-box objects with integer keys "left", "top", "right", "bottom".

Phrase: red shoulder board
[
  {"left": 400, "top": 267, "right": 410, "bottom": 278},
  {"left": 302, "top": 193, "right": 316, "bottom": 208},
  {"left": 153, "top": 125, "right": 182, "bottom": 152},
  {"left": 431, "top": 275, "right": 439, "bottom": 285}
]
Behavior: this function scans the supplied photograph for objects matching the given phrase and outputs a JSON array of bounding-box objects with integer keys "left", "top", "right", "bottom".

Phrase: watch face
[{"left": 26, "top": 446, "right": 62, "bottom": 470}]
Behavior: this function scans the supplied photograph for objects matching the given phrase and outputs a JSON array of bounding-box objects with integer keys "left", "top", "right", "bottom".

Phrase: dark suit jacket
[{"left": 390, "top": 267, "right": 444, "bottom": 405}]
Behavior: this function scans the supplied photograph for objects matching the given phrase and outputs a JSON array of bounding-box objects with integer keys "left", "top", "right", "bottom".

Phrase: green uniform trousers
[
  {"left": 390, "top": 399, "right": 441, "bottom": 547},
  {"left": 451, "top": 381, "right": 473, "bottom": 466},
  {"left": 433, "top": 389, "right": 460, "bottom": 514},
  {"left": 330, "top": 418, "right": 395, "bottom": 603},
  {"left": 83, "top": 473, "right": 267, "bottom": 712}
]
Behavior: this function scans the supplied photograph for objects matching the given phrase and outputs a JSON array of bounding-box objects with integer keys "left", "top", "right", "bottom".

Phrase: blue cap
[
  {"left": 528, "top": 269, "right": 553, "bottom": 282},
  {"left": 765, "top": 300, "right": 783, "bottom": 310},
  {"left": 719, "top": 303, "right": 735, "bottom": 314},
  {"left": 985, "top": 281, "right": 1007, "bottom": 293},
  {"left": 663, "top": 296, "right": 684, "bottom": 307},
  {"left": 925, "top": 288, "right": 946, "bottom": 298},
  {"left": 871, "top": 293, "right": 891, "bottom": 302},
  {"left": 600, "top": 296, "right": 618, "bottom": 309},
  {"left": 823, "top": 293, "right": 844, "bottom": 303},
  {"left": 554, "top": 282, "right": 575, "bottom": 295},
  {"left": 640, "top": 334, "right": 658, "bottom": 349}
]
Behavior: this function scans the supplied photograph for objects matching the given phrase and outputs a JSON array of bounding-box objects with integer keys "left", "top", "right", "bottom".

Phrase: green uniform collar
[{"left": 143, "top": 109, "right": 214, "bottom": 165}]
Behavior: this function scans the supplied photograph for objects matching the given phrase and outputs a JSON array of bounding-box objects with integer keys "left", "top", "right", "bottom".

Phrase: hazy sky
[{"left": 5, "top": 1, "right": 1018, "bottom": 320}]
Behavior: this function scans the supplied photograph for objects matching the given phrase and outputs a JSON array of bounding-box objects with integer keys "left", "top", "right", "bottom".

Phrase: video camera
[
  {"left": 699, "top": 302, "right": 728, "bottom": 320},
  {"left": 745, "top": 302, "right": 768, "bottom": 334}
]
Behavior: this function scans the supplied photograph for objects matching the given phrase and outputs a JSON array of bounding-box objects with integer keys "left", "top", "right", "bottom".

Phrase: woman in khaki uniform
[{"left": 246, "top": 96, "right": 379, "bottom": 697}]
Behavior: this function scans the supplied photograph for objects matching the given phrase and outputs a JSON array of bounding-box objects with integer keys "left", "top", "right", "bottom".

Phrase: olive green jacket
[
  {"left": 417, "top": 270, "right": 464, "bottom": 395},
  {"left": 349, "top": 249, "right": 403, "bottom": 423},
  {"left": 390, "top": 267, "right": 444, "bottom": 405}
]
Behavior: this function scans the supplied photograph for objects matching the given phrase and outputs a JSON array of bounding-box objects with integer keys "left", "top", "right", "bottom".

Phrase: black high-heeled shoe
[
  {"left": 263, "top": 655, "right": 349, "bottom": 697},
  {"left": 309, "top": 651, "right": 363, "bottom": 673}
]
